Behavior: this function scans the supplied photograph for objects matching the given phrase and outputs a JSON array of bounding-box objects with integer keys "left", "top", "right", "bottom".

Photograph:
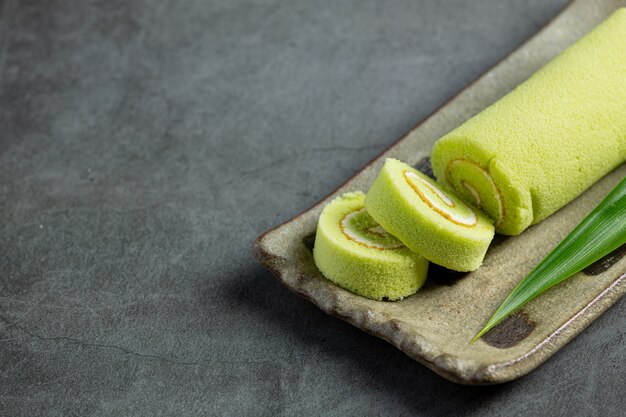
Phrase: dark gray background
[{"left": 1, "top": 0, "right": 624, "bottom": 416}]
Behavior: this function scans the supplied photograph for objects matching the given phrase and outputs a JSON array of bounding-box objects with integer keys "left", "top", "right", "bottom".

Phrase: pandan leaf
[{"left": 473, "top": 176, "right": 626, "bottom": 343}]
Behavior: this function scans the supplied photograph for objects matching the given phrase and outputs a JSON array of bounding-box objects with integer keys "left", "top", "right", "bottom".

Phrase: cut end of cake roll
[
  {"left": 365, "top": 159, "right": 495, "bottom": 272},
  {"left": 431, "top": 141, "right": 533, "bottom": 236},
  {"left": 313, "top": 191, "right": 429, "bottom": 301}
]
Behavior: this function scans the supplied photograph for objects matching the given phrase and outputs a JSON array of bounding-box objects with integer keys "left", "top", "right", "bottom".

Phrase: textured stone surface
[{"left": 1, "top": 0, "right": 624, "bottom": 415}]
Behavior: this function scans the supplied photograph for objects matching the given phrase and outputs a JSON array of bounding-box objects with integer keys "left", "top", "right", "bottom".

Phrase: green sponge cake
[
  {"left": 365, "top": 159, "right": 494, "bottom": 272},
  {"left": 313, "top": 192, "right": 428, "bottom": 300},
  {"left": 432, "top": 9, "right": 626, "bottom": 235}
]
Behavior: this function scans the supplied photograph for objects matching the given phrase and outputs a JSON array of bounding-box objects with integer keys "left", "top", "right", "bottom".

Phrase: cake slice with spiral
[
  {"left": 365, "top": 159, "right": 495, "bottom": 272},
  {"left": 313, "top": 191, "right": 429, "bottom": 300}
]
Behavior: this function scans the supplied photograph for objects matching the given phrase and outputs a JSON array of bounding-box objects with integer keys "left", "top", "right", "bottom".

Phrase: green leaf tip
[{"left": 472, "top": 176, "right": 626, "bottom": 343}]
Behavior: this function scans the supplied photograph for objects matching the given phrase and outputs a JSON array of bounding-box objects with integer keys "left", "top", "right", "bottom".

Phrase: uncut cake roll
[
  {"left": 431, "top": 9, "right": 626, "bottom": 235},
  {"left": 365, "top": 159, "right": 494, "bottom": 272},
  {"left": 313, "top": 192, "right": 428, "bottom": 300}
]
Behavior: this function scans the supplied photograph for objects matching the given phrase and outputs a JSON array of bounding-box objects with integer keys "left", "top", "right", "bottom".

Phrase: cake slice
[
  {"left": 365, "top": 159, "right": 494, "bottom": 271},
  {"left": 313, "top": 191, "right": 429, "bottom": 300}
]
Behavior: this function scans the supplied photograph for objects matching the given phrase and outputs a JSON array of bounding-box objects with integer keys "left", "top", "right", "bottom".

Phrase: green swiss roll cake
[
  {"left": 313, "top": 192, "right": 428, "bottom": 300},
  {"left": 365, "top": 159, "right": 494, "bottom": 272},
  {"left": 432, "top": 9, "right": 626, "bottom": 235}
]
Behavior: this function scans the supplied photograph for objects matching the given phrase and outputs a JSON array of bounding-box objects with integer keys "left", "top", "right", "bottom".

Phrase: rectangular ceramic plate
[{"left": 253, "top": 0, "right": 626, "bottom": 384}]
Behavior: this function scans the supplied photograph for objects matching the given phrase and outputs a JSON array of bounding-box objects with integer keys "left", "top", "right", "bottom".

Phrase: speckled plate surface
[{"left": 253, "top": 0, "right": 626, "bottom": 384}]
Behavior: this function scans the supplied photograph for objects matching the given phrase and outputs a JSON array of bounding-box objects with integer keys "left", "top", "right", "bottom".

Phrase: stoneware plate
[{"left": 253, "top": 0, "right": 626, "bottom": 384}]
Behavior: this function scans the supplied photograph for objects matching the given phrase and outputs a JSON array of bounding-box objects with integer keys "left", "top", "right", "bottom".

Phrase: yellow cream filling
[
  {"left": 404, "top": 171, "right": 477, "bottom": 227},
  {"left": 340, "top": 208, "right": 404, "bottom": 250},
  {"left": 445, "top": 159, "right": 504, "bottom": 226}
]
